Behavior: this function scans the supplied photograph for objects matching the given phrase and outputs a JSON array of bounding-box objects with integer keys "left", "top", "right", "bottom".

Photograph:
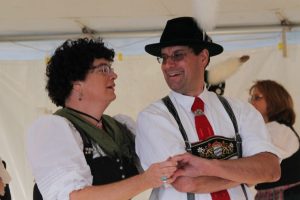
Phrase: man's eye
[{"left": 174, "top": 53, "right": 183, "bottom": 59}]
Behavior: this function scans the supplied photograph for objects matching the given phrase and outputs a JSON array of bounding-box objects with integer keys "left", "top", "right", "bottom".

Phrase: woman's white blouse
[
  {"left": 266, "top": 121, "right": 299, "bottom": 159},
  {"left": 26, "top": 115, "right": 93, "bottom": 200}
]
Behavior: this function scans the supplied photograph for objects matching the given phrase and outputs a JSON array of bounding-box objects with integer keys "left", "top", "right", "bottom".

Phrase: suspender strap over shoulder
[
  {"left": 217, "top": 95, "right": 248, "bottom": 200},
  {"left": 217, "top": 95, "right": 242, "bottom": 158},
  {"left": 162, "top": 96, "right": 192, "bottom": 153},
  {"left": 162, "top": 96, "right": 194, "bottom": 200}
]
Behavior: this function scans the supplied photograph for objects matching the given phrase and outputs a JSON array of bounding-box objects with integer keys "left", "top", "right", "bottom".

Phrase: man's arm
[
  {"left": 172, "top": 152, "right": 280, "bottom": 186},
  {"left": 172, "top": 176, "right": 240, "bottom": 193},
  {"left": 211, "top": 152, "right": 280, "bottom": 185}
]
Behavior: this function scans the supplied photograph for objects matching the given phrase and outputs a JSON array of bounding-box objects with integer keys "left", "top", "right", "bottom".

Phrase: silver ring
[{"left": 160, "top": 176, "right": 168, "bottom": 183}]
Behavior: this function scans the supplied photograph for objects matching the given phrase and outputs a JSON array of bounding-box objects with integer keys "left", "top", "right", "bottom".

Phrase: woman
[
  {"left": 249, "top": 80, "right": 300, "bottom": 200},
  {"left": 26, "top": 38, "right": 177, "bottom": 200},
  {"left": 0, "top": 158, "right": 11, "bottom": 200}
]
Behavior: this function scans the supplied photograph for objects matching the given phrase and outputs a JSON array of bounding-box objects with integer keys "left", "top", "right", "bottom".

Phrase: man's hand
[
  {"left": 172, "top": 176, "right": 196, "bottom": 193},
  {"left": 171, "top": 153, "right": 212, "bottom": 178}
]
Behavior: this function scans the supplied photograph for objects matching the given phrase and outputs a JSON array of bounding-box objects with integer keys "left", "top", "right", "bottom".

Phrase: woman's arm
[{"left": 70, "top": 160, "right": 177, "bottom": 200}]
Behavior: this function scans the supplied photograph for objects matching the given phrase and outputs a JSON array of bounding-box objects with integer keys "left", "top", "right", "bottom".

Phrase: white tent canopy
[{"left": 1, "top": 0, "right": 300, "bottom": 41}]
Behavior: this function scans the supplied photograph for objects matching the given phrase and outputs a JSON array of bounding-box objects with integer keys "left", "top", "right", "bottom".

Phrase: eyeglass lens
[
  {"left": 157, "top": 51, "right": 188, "bottom": 64},
  {"left": 91, "top": 63, "right": 114, "bottom": 75},
  {"left": 249, "top": 95, "right": 263, "bottom": 102}
]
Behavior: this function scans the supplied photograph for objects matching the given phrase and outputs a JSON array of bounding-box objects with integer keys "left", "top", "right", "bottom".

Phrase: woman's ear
[
  {"left": 72, "top": 81, "right": 82, "bottom": 92},
  {"left": 72, "top": 81, "right": 83, "bottom": 101}
]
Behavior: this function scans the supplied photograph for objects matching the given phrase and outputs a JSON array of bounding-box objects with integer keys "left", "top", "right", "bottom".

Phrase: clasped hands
[{"left": 146, "top": 153, "right": 211, "bottom": 191}]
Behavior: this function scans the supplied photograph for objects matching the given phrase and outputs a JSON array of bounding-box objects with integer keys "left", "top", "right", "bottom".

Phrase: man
[{"left": 135, "top": 17, "right": 281, "bottom": 200}]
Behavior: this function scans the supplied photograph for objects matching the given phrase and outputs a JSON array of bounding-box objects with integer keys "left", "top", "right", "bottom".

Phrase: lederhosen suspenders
[{"left": 162, "top": 95, "right": 248, "bottom": 200}]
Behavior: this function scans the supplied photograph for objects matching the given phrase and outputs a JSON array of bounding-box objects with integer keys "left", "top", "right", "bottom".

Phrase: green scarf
[{"left": 54, "top": 108, "right": 136, "bottom": 160}]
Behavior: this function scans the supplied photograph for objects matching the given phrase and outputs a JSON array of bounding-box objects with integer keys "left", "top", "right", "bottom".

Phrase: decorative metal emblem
[{"left": 193, "top": 109, "right": 204, "bottom": 116}]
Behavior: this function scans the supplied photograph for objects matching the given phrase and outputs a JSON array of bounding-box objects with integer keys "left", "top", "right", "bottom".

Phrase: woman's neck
[{"left": 66, "top": 107, "right": 103, "bottom": 128}]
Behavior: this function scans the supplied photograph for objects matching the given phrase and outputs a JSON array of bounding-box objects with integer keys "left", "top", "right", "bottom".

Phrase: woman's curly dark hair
[
  {"left": 249, "top": 80, "right": 296, "bottom": 126},
  {"left": 46, "top": 38, "right": 115, "bottom": 107}
]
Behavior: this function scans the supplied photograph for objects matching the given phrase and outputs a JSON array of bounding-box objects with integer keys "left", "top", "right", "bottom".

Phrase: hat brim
[{"left": 145, "top": 39, "right": 223, "bottom": 57}]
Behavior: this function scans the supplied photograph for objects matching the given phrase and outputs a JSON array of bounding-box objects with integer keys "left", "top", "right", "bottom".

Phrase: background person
[
  {"left": 0, "top": 157, "right": 11, "bottom": 200},
  {"left": 26, "top": 38, "right": 177, "bottom": 200},
  {"left": 249, "top": 80, "right": 300, "bottom": 200},
  {"left": 135, "top": 17, "right": 280, "bottom": 200}
]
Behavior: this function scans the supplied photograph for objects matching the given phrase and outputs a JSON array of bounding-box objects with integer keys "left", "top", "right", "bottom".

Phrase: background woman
[{"left": 249, "top": 80, "right": 300, "bottom": 200}]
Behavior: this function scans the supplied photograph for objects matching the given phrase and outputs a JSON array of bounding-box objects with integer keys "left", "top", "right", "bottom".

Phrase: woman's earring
[{"left": 78, "top": 92, "right": 83, "bottom": 101}]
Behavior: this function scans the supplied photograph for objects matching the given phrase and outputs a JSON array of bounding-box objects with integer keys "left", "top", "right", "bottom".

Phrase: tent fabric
[{"left": 0, "top": 43, "right": 300, "bottom": 200}]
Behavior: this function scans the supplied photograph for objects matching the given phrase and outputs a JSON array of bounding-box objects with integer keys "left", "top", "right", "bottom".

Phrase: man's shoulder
[
  {"left": 141, "top": 98, "right": 167, "bottom": 112},
  {"left": 137, "top": 97, "right": 172, "bottom": 122},
  {"left": 218, "top": 95, "right": 252, "bottom": 112}
]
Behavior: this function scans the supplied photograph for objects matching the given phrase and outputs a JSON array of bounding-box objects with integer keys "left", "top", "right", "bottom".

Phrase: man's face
[{"left": 160, "top": 46, "right": 208, "bottom": 96}]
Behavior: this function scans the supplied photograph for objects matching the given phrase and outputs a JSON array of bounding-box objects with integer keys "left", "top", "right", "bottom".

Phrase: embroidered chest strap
[{"left": 191, "top": 136, "right": 238, "bottom": 160}]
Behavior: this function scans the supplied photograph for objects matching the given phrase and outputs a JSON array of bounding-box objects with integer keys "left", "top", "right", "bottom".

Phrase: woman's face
[
  {"left": 81, "top": 58, "right": 118, "bottom": 106},
  {"left": 249, "top": 87, "right": 268, "bottom": 122}
]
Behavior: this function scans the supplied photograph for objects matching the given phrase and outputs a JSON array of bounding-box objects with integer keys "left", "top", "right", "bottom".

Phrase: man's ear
[{"left": 200, "top": 49, "right": 209, "bottom": 66}]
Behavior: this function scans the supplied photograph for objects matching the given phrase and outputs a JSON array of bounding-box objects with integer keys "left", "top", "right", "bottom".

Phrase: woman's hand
[{"left": 142, "top": 159, "right": 178, "bottom": 188}]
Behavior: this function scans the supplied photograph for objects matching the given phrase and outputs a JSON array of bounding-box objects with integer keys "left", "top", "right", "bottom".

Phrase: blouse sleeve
[
  {"left": 26, "top": 115, "right": 92, "bottom": 200},
  {"left": 267, "top": 122, "right": 299, "bottom": 159}
]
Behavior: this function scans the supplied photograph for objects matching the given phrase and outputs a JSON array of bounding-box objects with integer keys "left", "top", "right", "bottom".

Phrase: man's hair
[
  {"left": 188, "top": 45, "right": 210, "bottom": 66},
  {"left": 46, "top": 38, "right": 115, "bottom": 107}
]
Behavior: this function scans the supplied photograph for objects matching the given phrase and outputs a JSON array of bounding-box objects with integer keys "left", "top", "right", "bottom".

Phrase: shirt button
[
  {"left": 120, "top": 166, "right": 123, "bottom": 170},
  {"left": 116, "top": 159, "right": 120, "bottom": 162},
  {"left": 122, "top": 175, "right": 125, "bottom": 179}
]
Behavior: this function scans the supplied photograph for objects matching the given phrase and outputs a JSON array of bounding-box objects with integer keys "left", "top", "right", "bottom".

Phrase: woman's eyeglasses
[
  {"left": 249, "top": 95, "right": 264, "bottom": 102},
  {"left": 90, "top": 63, "right": 114, "bottom": 75}
]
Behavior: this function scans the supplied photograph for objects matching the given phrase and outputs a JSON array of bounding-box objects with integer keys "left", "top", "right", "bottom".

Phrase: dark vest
[
  {"left": 33, "top": 122, "right": 138, "bottom": 199},
  {"left": 256, "top": 128, "right": 300, "bottom": 190}
]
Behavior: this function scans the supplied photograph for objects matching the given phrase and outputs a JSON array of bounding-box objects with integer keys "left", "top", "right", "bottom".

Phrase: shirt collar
[{"left": 170, "top": 86, "right": 212, "bottom": 111}]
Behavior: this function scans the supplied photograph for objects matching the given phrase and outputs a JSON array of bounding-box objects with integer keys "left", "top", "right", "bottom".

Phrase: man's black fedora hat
[{"left": 145, "top": 17, "right": 223, "bottom": 57}]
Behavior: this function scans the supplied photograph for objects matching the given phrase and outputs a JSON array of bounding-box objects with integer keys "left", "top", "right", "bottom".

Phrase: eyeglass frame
[
  {"left": 248, "top": 95, "right": 264, "bottom": 102},
  {"left": 90, "top": 63, "right": 114, "bottom": 75},
  {"left": 157, "top": 49, "right": 193, "bottom": 64}
]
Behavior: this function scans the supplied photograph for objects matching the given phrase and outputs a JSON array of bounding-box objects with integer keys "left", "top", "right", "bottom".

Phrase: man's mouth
[{"left": 167, "top": 70, "right": 183, "bottom": 77}]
